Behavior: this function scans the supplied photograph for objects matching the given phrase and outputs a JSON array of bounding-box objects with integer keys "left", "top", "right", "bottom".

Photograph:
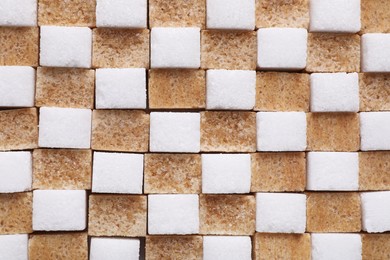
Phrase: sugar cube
[
  {"left": 0, "top": 0, "right": 37, "bottom": 26},
  {"left": 148, "top": 194, "right": 199, "bottom": 234},
  {"left": 33, "top": 190, "right": 86, "bottom": 231},
  {"left": 360, "top": 112, "right": 390, "bottom": 151},
  {"left": 362, "top": 33, "right": 390, "bottom": 72},
  {"left": 0, "top": 152, "right": 32, "bottom": 193},
  {"left": 203, "top": 236, "right": 252, "bottom": 260},
  {"left": 0, "top": 234, "right": 28, "bottom": 260},
  {"left": 206, "top": 70, "right": 256, "bottom": 110},
  {"left": 311, "top": 233, "right": 362, "bottom": 260},
  {"left": 90, "top": 237, "right": 140, "bottom": 260},
  {"left": 40, "top": 26, "right": 92, "bottom": 68},
  {"left": 361, "top": 191, "right": 390, "bottom": 233}
]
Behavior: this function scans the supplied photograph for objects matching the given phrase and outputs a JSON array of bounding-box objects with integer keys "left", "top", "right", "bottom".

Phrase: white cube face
[
  {"left": 257, "top": 28, "right": 308, "bottom": 70},
  {"left": 0, "top": 0, "right": 37, "bottom": 26},
  {"left": 151, "top": 27, "right": 201, "bottom": 68},
  {"left": 256, "top": 112, "right": 307, "bottom": 152},
  {"left": 0, "top": 66, "right": 35, "bottom": 107},
  {"left": 360, "top": 112, "right": 390, "bottom": 151},
  {"left": 206, "top": 70, "right": 256, "bottom": 110},
  {"left": 0, "top": 152, "right": 32, "bottom": 193},
  {"left": 310, "top": 73, "right": 359, "bottom": 112},
  {"left": 311, "top": 233, "right": 362, "bottom": 260},
  {"left": 309, "top": 0, "right": 361, "bottom": 33},
  {"left": 95, "top": 68, "right": 146, "bottom": 109},
  {"left": 203, "top": 236, "right": 252, "bottom": 260},
  {"left": 92, "top": 152, "right": 144, "bottom": 194},
  {"left": 96, "top": 0, "right": 147, "bottom": 28},
  {"left": 90, "top": 238, "right": 140, "bottom": 260},
  {"left": 148, "top": 194, "right": 199, "bottom": 235},
  {"left": 206, "top": 0, "right": 255, "bottom": 30},
  {"left": 40, "top": 26, "right": 92, "bottom": 68},
  {"left": 256, "top": 193, "right": 306, "bottom": 233},
  {"left": 362, "top": 34, "right": 390, "bottom": 72},
  {"left": 201, "top": 154, "right": 251, "bottom": 194},
  {"left": 361, "top": 191, "right": 390, "bottom": 233},
  {"left": 0, "top": 234, "right": 28, "bottom": 260},
  {"left": 33, "top": 190, "right": 86, "bottom": 231},
  {"left": 38, "top": 107, "right": 92, "bottom": 149}
]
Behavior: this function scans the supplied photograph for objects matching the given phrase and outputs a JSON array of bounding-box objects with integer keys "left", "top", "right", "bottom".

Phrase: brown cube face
[
  {"left": 306, "top": 192, "right": 361, "bottom": 232},
  {"left": 146, "top": 236, "right": 203, "bottom": 260},
  {"left": 361, "top": 0, "right": 390, "bottom": 33},
  {"left": 91, "top": 110, "right": 149, "bottom": 152},
  {"left": 359, "top": 152, "right": 390, "bottom": 190},
  {"left": 362, "top": 234, "right": 390, "bottom": 260},
  {"left": 93, "top": 29, "right": 149, "bottom": 68},
  {"left": 0, "top": 192, "right": 32, "bottom": 234},
  {"left": 88, "top": 195, "right": 147, "bottom": 237},
  {"left": 307, "top": 113, "right": 360, "bottom": 152},
  {"left": 148, "top": 69, "right": 206, "bottom": 109},
  {"left": 201, "top": 111, "right": 256, "bottom": 152},
  {"left": 359, "top": 73, "right": 390, "bottom": 111},
  {"left": 200, "top": 195, "right": 256, "bottom": 235}
]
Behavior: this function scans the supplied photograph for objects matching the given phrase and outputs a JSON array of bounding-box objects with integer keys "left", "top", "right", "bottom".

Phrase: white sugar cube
[
  {"left": 151, "top": 27, "right": 200, "bottom": 68},
  {"left": 95, "top": 68, "right": 146, "bottom": 109},
  {"left": 257, "top": 28, "right": 308, "bottom": 70},
  {"left": 362, "top": 34, "right": 390, "bottom": 72},
  {"left": 202, "top": 154, "right": 251, "bottom": 194},
  {"left": 360, "top": 112, "right": 390, "bottom": 151},
  {"left": 90, "top": 237, "right": 140, "bottom": 260},
  {"left": 309, "top": 0, "right": 361, "bottom": 33},
  {"left": 33, "top": 190, "right": 86, "bottom": 231},
  {"left": 206, "top": 70, "right": 256, "bottom": 110},
  {"left": 0, "top": 0, "right": 37, "bottom": 26},
  {"left": 256, "top": 193, "right": 306, "bottom": 233},
  {"left": 148, "top": 194, "right": 199, "bottom": 235},
  {"left": 92, "top": 152, "right": 143, "bottom": 194},
  {"left": 0, "top": 152, "right": 32, "bottom": 193},
  {"left": 203, "top": 236, "right": 252, "bottom": 260},
  {"left": 311, "top": 233, "right": 362, "bottom": 260},
  {"left": 256, "top": 112, "right": 307, "bottom": 151},
  {"left": 38, "top": 107, "right": 92, "bottom": 149},
  {"left": 310, "top": 73, "right": 359, "bottom": 112},
  {"left": 150, "top": 112, "right": 200, "bottom": 153},
  {"left": 206, "top": 0, "right": 255, "bottom": 30},
  {"left": 40, "top": 26, "right": 92, "bottom": 68},
  {"left": 96, "top": 0, "right": 147, "bottom": 28},
  {"left": 361, "top": 191, "right": 390, "bottom": 233},
  {"left": 0, "top": 234, "right": 28, "bottom": 260}
]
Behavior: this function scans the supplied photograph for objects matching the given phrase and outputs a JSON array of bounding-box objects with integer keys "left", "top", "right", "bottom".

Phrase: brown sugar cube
[
  {"left": 91, "top": 110, "right": 149, "bottom": 152},
  {"left": 0, "top": 27, "right": 38, "bottom": 66},
  {"left": 0, "top": 192, "right": 32, "bottom": 234},
  {"left": 254, "top": 233, "right": 311, "bottom": 260},
  {"left": 146, "top": 236, "right": 202, "bottom": 260},
  {"left": 93, "top": 28, "right": 149, "bottom": 68},
  {"left": 359, "top": 73, "right": 390, "bottom": 111},
  {"left": 89, "top": 195, "right": 146, "bottom": 237},
  {"left": 201, "top": 30, "right": 257, "bottom": 70},
  {"left": 306, "top": 192, "right": 361, "bottom": 232},
  {"left": 306, "top": 33, "right": 360, "bottom": 73},
  {"left": 144, "top": 154, "right": 201, "bottom": 194},
  {"left": 200, "top": 195, "right": 255, "bottom": 235},
  {"left": 35, "top": 67, "right": 94, "bottom": 109},
  {"left": 149, "top": 69, "right": 206, "bottom": 109},
  {"left": 359, "top": 152, "right": 390, "bottom": 191},
  {"left": 361, "top": 0, "right": 390, "bottom": 33},
  {"left": 38, "top": 0, "right": 95, "bottom": 27},
  {"left": 0, "top": 108, "right": 38, "bottom": 151},
  {"left": 29, "top": 232, "right": 88, "bottom": 260},
  {"left": 255, "top": 72, "right": 309, "bottom": 111},
  {"left": 307, "top": 113, "right": 360, "bottom": 152},
  {"left": 362, "top": 234, "right": 390, "bottom": 259},
  {"left": 251, "top": 152, "right": 306, "bottom": 192}
]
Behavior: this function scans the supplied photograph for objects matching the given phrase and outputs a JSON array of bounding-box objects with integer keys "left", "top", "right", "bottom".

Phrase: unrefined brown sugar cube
[
  {"left": 0, "top": 192, "right": 32, "bottom": 234},
  {"left": 361, "top": 0, "right": 390, "bottom": 33},
  {"left": 359, "top": 73, "right": 390, "bottom": 111},
  {"left": 146, "top": 236, "right": 203, "bottom": 260},
  {"left": 359, "top": 152, "right": 390, "bottom": 190},
  {"left": 362, "top": 234, "right": 390, "bottom": 260}
]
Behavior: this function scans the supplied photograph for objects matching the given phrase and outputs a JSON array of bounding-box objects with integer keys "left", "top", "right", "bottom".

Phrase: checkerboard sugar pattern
[{"left": 1, "top": 0, "right": 390, "bottom": 259}]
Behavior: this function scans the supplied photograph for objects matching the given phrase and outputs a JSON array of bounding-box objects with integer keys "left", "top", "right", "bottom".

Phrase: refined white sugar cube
[
  {"left": 38, "top": 107, "right": 92, "bottom": 149},
  {"left": 151, "top": 27, "right": 200, "bottom": 68},
  {"left": 206, "top": 0, "right": 255, "bottom": 30},
  {"left": 150, "top": 112, "right": 200, "bottom": 153},
  {"left": 202, "top": 154, "right": 251, "bottom": 194},
  {"left": 360, "top": 112, "right": 390, "bottom": 151},
  {"left": 0, "top": 234, "right": 28, "bottom": 260},
  {"left": 96, "top": 0, "right": 147, "bottom": 28},
  {"left": 0, "top": 0, "right": 37, "bottom": 26},
  {"left": 90, "top": 237, "right": 140, "bottom": 260},
  {"left": 203, "top": 236, "right": 252, "bottom": 260},
  {"left": 256, "top": 112, "right": 307, "bottom": 151},
  {"left": 310, "top": 0, "right": 361, "bottom": 33},
  {"left": 307, "top": 152, "right": 359, "bottom": 191},
  {"left": 311, "top": 233, "right": 362, "bottom": 260},
  {"left": 92, "top": 152, "right": 143, "bottom": 194},
  {"left": 33, "top": 190, "right": 86, "bottom": 231},
  {"left": 40, "top": 26, "right": 92, "bottom": 68},
  {"left": 257, "top": 28, "right": 308, "bottom": 70},
  {"left": 206, "top": 70, "right": 256, "bottom": 110},
  {"left": 148, "top": 194, "right": 199, "bottom": 235},
  {"left": 256, "top": 193, "right": 306, "bottom": 233},
  {"left": 361, "top": 191, "right": 390, "bottom": 233},
  {"left": 0, "top": 152, "right": 32, "bottom": 193},
  {"left": 362, "top": 34, "right": 390, "bottom": 72},
  {"left": 95, "top": 68, "right": 146, "bottom": 109},
  {"left": 310, "top": 73, "right": 359, "bottom": 112}
]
